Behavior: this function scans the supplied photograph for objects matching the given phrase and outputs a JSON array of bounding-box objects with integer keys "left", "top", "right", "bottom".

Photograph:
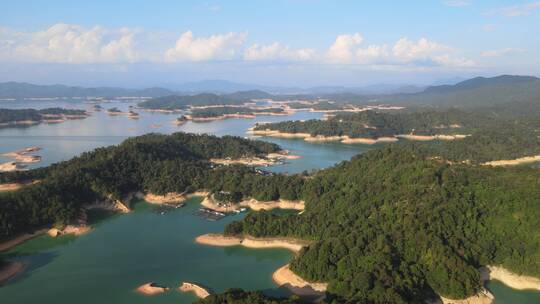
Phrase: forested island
[
  {"left": 0, "top": 108, "right": 88, "bottom": 127},
  {"left": 252, "top": 109, "right": 540, "bottom": 163},
  {"left": 189, "top": 106, "right": 286, "bottom": 120},
  {"left": 253, "top": 109, "right": 478, "bottom": 138},
  {"left": 138, "top": 93, "right": 249, "bottom": 111}
]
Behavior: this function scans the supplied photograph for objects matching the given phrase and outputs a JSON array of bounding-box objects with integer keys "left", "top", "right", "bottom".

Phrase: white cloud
[
  {"left": 164, "top": 31, "right": 246, "bottom": 62},
  {"left": 487, "top": 1, "right": 540, "bottom": 17},
  {"left": 244, "top": 42, "right": 315, "bottom": 61},
  {"left": 443, "top": 0, "right": 471, "bottom": 7},
  {"left": 392, "top": 37, "right": 451, "bottom": 61},
  {"left": 0, "top": 23, "right": 475, "bottom": 70},
  {"left": 324, "top": 35, "right": 473, "bottom": 68},
  {"left": 326, "top": 33, "right": 363, "bottom": 63},
  {"left": 355, "top": 44, "right": 389, "bottom": 64},
  {"left": 481, "top": 48, "right": 525, "bottom": 57},
  {"left": 0, "top": 23, "right": 142, "bottom": 63}
]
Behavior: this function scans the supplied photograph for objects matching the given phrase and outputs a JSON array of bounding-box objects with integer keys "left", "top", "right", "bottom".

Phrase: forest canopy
[
  {"left": 225, "top": 144, "right": 540, "bottom": 303},
  {"left": 0, "top": 133, "right": 305, "bottom": 238}
]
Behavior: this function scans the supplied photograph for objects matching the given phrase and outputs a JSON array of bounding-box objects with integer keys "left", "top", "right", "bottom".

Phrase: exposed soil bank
[
  {"left": 138, "top": 191, "right": 210, "bottom": 205},
  {"left": 484, "top": 266, "right": 540, "bottom": 291},
  {"left": 210, "top": 151, "right": 300, "bottom": 167},
  {"left": 272, "top": 264, "right": 328, "bottom": 298},
  {"left": 0, "top": 180, "right": 40, "bottom": 192},
  {"left": 47, "top": 225, "right": 91, "bottom": 237},
  {"left": 179, "top": 282, "right": 212, "bottom": 298},
  {"left": 248, "top": 128, "right": 467, "bottom": 145},
  {"left": 195, "top": 234, "right": 309, "bottom": 252},
  {"left": 0, "top": 161, "right": 26, "bottom": 172},
  {"left": 200, "top": 195, "right": 304, "bottom": 213},
  {"left": 136, "top": 282, "right": 170, "bottom": 295},
  {"left": 483, "top": 155, "right": 540, "bottom": 166},
  {"left": 436, "top": 265, "right": 540, "bottom": 304}
]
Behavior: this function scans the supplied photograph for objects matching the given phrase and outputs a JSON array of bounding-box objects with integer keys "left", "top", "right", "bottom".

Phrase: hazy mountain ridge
[
  {"left": 2, "top": 75, "right": 540, "bottom": 116},
  {"left": 0, "top": 82, "right": 175, "bottom": 99}
]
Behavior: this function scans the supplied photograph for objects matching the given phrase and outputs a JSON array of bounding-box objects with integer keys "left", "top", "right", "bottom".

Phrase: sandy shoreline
[
  {"left": 0, "top": 261, "right": 25, "bottom": 285},
  {"left": 136, "top": 282, "right": 170, "bottom": 295},
  {"left": 200, "top": 194, "right": 305, "bottom": 212},
  {"left": 195, "top": 234, "right": 309, "bottom": 252},
  {"left": 438, "top": 289, "right": 494, "bottom": 304},
  {"left": 1, "top": 147, "right": 42, "bottom": 172},
  {"left": 484, "top": 266, "right": 540, "bottom": 291},
  {"left": 396, "top": 134, "right": 470, "bottom": 141},
  {"left": 179, "top": 282, "right": 211, "bottom": 298},
  {"left": 273, "top": 264, "right": 328, "bottom": 296},
  {"left": 483, "top": 155, "right": 540, "bottom": 166},
  {"left": 210, "top": 151, "right": 300, "bottom": 167},
  {"left": 0, "top": 180, "right": 40, "bottom": 192},
  {"left": 0, "top": 161, "right": 26, "bottom": 172},
  {"left": 139, "top": 191, "right": 210, "bottom": 205},
  {"left": 249, "top": 128, "right": 467, "bottom": 145},
  {"left": 47, "top": 225, "right": 91, "bottom": 237},
  {"left": 436, "top": 265, "right": 540, "bottom": 304}
]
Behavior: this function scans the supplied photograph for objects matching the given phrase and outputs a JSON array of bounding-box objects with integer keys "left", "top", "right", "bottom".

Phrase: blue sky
[{"left": 1, "top": 0, "right": 539, "bottom": 87}]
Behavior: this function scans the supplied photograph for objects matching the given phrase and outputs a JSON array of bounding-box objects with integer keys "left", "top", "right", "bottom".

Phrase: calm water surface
[{"left": 1, "top": 100, "right": 539, "bottom": 303}]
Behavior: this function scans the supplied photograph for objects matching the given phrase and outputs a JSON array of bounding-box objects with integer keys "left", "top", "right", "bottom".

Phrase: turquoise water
[
  {"left": 1, "top": 100, "right": 539, "bottom": 303},
  {"left": 0, "top": 199, "right": 293, "bottom": 304}
]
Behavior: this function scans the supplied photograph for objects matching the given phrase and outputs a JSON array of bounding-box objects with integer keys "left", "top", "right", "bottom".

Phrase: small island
[
  {"left": 0, "top": 108, "right": 89, "bottom": 128},
  {"left": 136, "top": 282, "right": 170, "bottom": 295},
  {"left": 173, "top": 115, "right": 188, "bottom": 125},
  {"left": 187, "top": 106, "right": 288, "bottom": 121},
  {"left": 0, "top": 147, "right": 42, "bottom": 172},
  {"left": 106, "top": 107, "right": 123, "bottom": 115}
]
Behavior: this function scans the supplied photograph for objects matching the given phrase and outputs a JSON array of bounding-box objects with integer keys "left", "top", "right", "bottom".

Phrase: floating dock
[
  {"left": 152, "top": 203, "right": 185, "bottom": 215},
  {"left": 193, "top": 208, "right": 226, "bottom": 221}
]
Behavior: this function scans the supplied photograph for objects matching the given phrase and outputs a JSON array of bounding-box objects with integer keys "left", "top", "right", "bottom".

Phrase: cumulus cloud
[
  {"left": 325, "top": 35, "right": 471, "bottom": 68},
  {"left": 326, "top": 33, "right": 363, "bottom": 63},
  {"left": 164, "top": 31, "right": 246, "bottom": 62},
  {"left": 481, "top": 48, "right": 525, "bottom": 57},
  {"left": 487, "top": 1, "right": 540, "bottom": 17},
  {"left": 244, "top": 42, "right": 315, "bottom": 61},
  {"left": 355, "top": 44, "right": 389, "bottom": 64},
  {"left": 0, "top": 23, "right": 476, "bottom": 70},
  {"left": 0, "top": 23, "right": 141, "bottom": 63},
  {"left": 392, "top": 38, "right": 450, "bottom": 61}
]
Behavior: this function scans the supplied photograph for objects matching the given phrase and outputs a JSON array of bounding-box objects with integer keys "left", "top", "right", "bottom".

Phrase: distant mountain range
[
  {"left": 380, "top": 75, "right": 540, "bottom": 110},
  {"left": 0, "top": 82, "right": 175, "bottom": 99},
  {"left": 1, "top": 75, "right": 539, "bottom": 116},
  {"left": 166, "top": 80, "right": 427, "bottom": 95},
  {"left": 0, "top": 80, "right": 426, "bottom": 99}
]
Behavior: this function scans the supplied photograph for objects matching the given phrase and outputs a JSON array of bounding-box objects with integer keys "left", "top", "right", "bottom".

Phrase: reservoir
[{"left": 1, "top": 99, "right": 539, "bottom": 303}]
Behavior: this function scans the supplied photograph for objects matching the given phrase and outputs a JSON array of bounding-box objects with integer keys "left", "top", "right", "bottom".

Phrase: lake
[{"left": 1, "top": 99, "right": 539, "bottom": 303}]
